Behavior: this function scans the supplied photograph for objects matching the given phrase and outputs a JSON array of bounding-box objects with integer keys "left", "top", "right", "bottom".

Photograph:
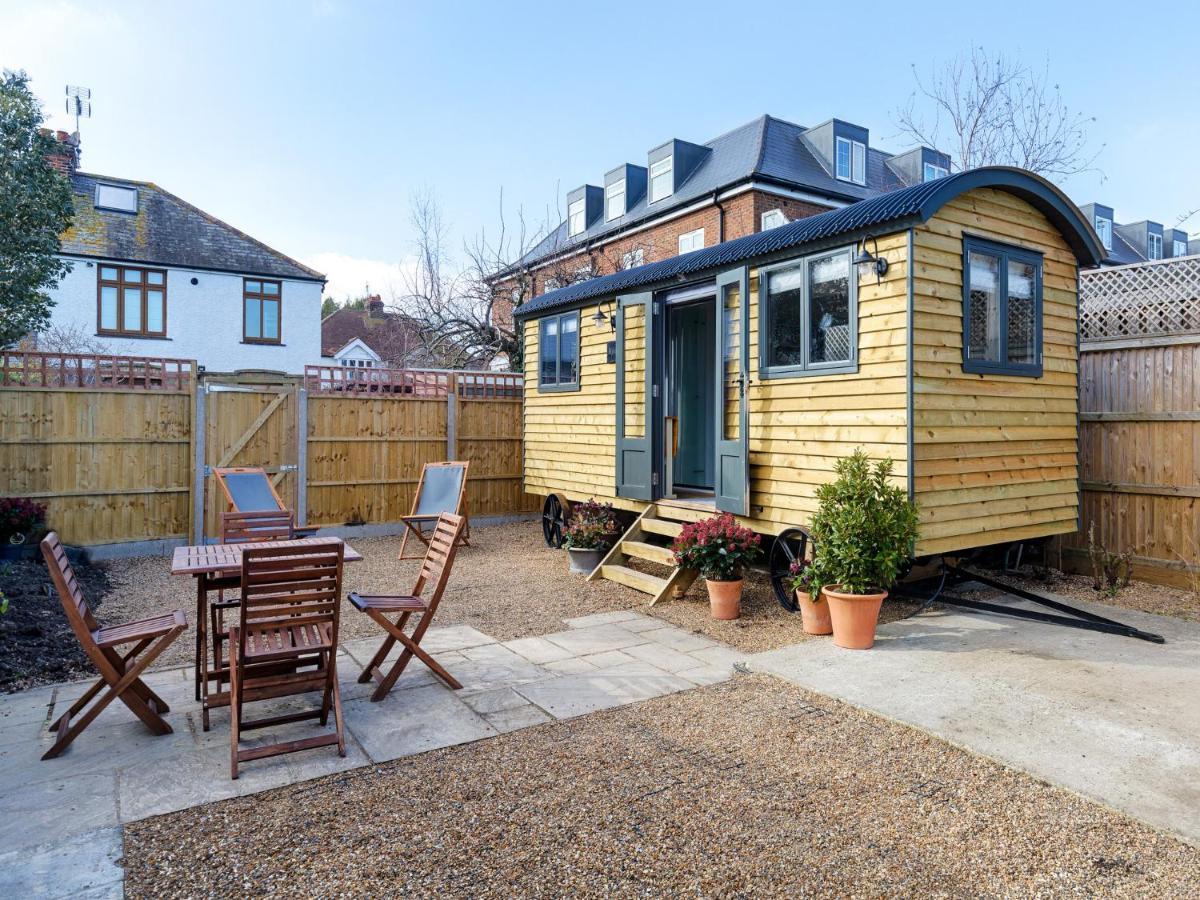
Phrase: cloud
[{"left": 303, "top": 252, "right": 417, "bottom": 302}]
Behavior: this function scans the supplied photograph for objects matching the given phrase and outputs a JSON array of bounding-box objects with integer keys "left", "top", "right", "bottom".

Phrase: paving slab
[
  {"left": 514, "top": 669, "right": 694, "bottom": 719},
  {"left": 563, "top": 610, "right": 643, "bottom": 628},
  {"left": 0, "top": 769, "right": 119, "bottom": 853},
  {"left": 0, "top": 826, "right": 124, "bottom": 898},
  {"left": 343, "top": 683, "right": 498, "bottom": 761},
  {"left": 641, "top": 626, "right": 721, "bottom": 653},
  {"left": 542, "top": 623, "right": 645, "bottom": 655},
  {"left": 481, "top": 703, "right": 553, "bottom": 734},
  {"left": 623, "top": 641, "right": 712, "bottom": 674},
  {"left": 541, "top": 657, "right": 599, "bottom": 675},
  {"left": 503, "top": 635, "right": 576, "bottom": 665},
  {"left": 748, "top": 594, "right": 1200, "bottom": 845}
]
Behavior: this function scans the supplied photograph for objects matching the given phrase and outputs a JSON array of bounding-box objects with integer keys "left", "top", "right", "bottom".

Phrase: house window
[
  {"left": 678, "top": 228, "right": 704, "bottom": 254},
  {"left": 606, "top": 179, "right": 626, "bottom": 221},
  {"left": 923, "top": 162, "right": 949, "bottom": 181},
  {"left": 541, "top": 277, "right": 561, "bottom": 295},
  {"left": 97, "top": 264, "right": 166, "bottom": 337},
  {"left": 568, "top": 198, "right": 586, "bottom": 237},
  {"left": 94, "top": 183, "right": 138, "bottom": 213},
  {"left": 761, "top": 209, "right": 787, "bottom": 230},
  {"left": 621, "top": 248, "right": 644, "bottom": 270},
  {"left": 537, "top": 311, "right": 580, "bottom": 391},
  {"left": 649, "top": 157, "right": 673, "bottom": 203},
  {"left": 963, "top": 237, "right": 1042, "bottom": 377},
  {"left": 760, "top": 247, "right": 856, "bottom": 378},
  {"left": 573, "top": 266, "right": 593, "bottom": 284},
  {"left": 1147, "top": 233, "right": 1163, "bottom": 260},
  {"left": 1174, "top": 240, "right": 1188, "bottom": 257},
  {"left": 243, "top": 278, "right": 282, "bottom": 344},
  {"left": 1094, "top": 216, "right": 1112, "bottom": 251},
  {"left": 835, "top": 137, "right": 866, "bottom": 185}
]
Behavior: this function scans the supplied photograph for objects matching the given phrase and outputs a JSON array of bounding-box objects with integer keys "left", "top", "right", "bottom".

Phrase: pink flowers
[{"left": 671, "top": 512, "right": 761, "bottom": 582}]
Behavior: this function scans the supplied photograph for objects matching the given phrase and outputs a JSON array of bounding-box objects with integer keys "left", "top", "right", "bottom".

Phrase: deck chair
[
  {"left": 398, "top": 461, "right": 470, "bottom": 560},
  {"left": 350, "top": 513, "right": 468, "bottom": 701},
  {"left": 213, "top": 466, "right": 317, "bottom": 538},
  {"left": 40, "top": 533, "right": 188, "bottom": 760},
  {"left": 229, "top": 540, "right": 346, "bottom": 779}
]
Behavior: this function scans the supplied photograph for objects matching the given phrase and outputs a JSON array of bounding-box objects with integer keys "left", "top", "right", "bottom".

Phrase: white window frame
[
  {"left": 678, "top": 228, "right": 704, "bottom": 254},
  {"left": 541, "top": 277, "right": 561, "bottom": 296},
  {"left": 649, "top": 157, "right": 673, "bottom": 203},
  {"left": 923, "top": 162, "right": 949, "bottom": 181},
  {"left": 621, "top": 248, "right": 644, "bottom": 270},
  {"left": 606, "top": 179, "right": 626, "bottom": 221},
  {"left": 573, "top": 265, "right": 593, "bottom": 284},
  {"left": 1173, "top": 239, "right": 1187, "bottom": 257},
  {"left": 1148, "top": 233, "right": 1163, "bottom": 260},
  {"left": 761, "top": 209, "right": 787, "bottom": 230},
  {"left": 1094, "top": 216, "right": 1112, "bottom": 251},
  {"left": 835, "top": 137, "right": 866, "bottom": 185},
  {"left": 567, "top": 198, "right": 586, "bottom": 237}
]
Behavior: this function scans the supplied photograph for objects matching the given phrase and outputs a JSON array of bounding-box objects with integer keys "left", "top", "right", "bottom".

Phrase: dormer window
[
  {"left": 1094, "top": 216, "right": 1112, "bottom": 251},
  {"left": 606, "top": 179, "right": 626, "bottom": 221},
  {"left": 94, "top": 183, "right": 138, "bottom": 213},
  {"left": 761, "top": 209, "right": 787, "bottom": 230},
  {"left": 567, "top": 198, "right": 586, "bottom": 237},
  {"left": 835, "top": 137, "right": 866, "bottom": 185},
  {"left": 649, "top": 157, "right": 673, "bottom": 203},
  {"left": 1147, "top": 233, "right": 1163, "bottom": 260},
  {"left": 923, "top": 162, "right": 949, "bottom": 181},
  {"left": 1175, "top": 240, "right": 1188, "bottom": 257}
]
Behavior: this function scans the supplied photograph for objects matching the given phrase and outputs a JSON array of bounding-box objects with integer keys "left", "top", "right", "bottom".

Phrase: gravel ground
[
  {"left": 123, "top": 673, "right": 1200, "bottom": 899},
  {"left": 1002, "top": 567, "right": 1199, "bottom": 623}
]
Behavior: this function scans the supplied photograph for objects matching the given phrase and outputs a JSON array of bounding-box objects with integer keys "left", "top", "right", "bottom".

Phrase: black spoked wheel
[
  {"left": 769, "top": 527, "right": 815, "bottom": 612},
  {"left": 541, "top": 494, "right": 569, "bottom": 548}
]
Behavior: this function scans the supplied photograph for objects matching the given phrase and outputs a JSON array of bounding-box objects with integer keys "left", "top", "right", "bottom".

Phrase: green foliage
[
  {"left": 0, "top": 70, "right": 74, "bottom": 347},
  {"left": 320, "top": 296, "right": 339, "bottom": 318},
  {"left": 808, "top": 450, "right": 919, "bottom": 596},
  {"left": 564, "top": 499, "right": 620, "bottom": 550},
  {"left": 1087, "top": 522, "right": 1131, "bottom": 597},
  {"left": 671, "top": 512, "right": 762, "bottom": 582},
  {"left": 0, "top": 591, "right": 7, "bottom": 616}
]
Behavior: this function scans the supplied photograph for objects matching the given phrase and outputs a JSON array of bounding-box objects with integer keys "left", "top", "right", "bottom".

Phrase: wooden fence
[{"left": 0, "top": 352, "right": 534, "bottom": 547}]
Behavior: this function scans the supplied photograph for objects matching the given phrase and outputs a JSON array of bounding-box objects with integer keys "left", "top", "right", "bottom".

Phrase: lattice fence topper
[{"left": 1080, "top": 254, "right": 1200, "bottom": 342}]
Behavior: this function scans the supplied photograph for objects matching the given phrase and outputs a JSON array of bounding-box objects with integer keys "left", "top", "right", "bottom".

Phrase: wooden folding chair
[
  {"left": 398, "top": 461, "right": 470, "bottom": 560},
  {"left": 39, "top": 533, "right": 188, "bottom": 761},
  {"left": 228, "top": 540, "right": 345, "bottom": 779},
  {"left": 213, "top": 466, "right": 317, "bottom": 538},
  {"left": 350, "top": 513, "right": 468, "bottom": 701}
]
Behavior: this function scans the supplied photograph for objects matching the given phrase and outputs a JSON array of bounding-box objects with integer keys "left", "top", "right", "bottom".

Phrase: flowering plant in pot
[
  {"left": 563, "top": 499, "right": 621, "bottom": 574},
  {"left": 671, "top": 512, "right": 761, "bottom": 620},
  {"left": 787, "top": 559, "right": 831, "bottom": 635},
  {"left": 807, "top": 451, "right": 918, "bottom": 649},
  {"left": 0, "top": 498, "right": 47, "bottom": 560}
]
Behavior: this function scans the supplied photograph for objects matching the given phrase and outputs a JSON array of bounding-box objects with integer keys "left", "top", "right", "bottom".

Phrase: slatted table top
[{"left": 171, "top": 537, "right": 363, "bottom": 576}]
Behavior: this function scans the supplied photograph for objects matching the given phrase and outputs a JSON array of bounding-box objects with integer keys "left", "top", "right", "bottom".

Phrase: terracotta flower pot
[
  {"left": 705, "top": 578, "right": 743, "bottom": 620},
  {"left": 796, "top": 590, "right": 832, "bottom": 635},
  {"left": 823, "top": 585, "right": 887, "bottom": 649}
]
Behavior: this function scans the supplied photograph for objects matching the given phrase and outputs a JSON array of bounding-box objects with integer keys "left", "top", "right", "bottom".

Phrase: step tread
[
  {"left": 653, "top": 504, "right": 717, "bottom": 523},
  {"left": 621, "top": 540, "right": 676, "bottom": 566},
  {"left": 640, "top": 518, "right": 683, "bottom": 537},
  {"left": 600, "top": 564, "right": 669, "bottom": 595}
]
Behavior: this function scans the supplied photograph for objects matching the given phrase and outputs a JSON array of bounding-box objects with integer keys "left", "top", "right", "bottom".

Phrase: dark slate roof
[
  {"left": 513, "top": 115, "right": 912, "bottom": 270},
  {"left": 1102, "top": 231, "right": 1148, "bottom": 266},
  {"left": 515, "top": 167, "right": 1104, "bottom": 319},
  {"left": 61, "top": 173, "right": 324, "bottom": 282}
]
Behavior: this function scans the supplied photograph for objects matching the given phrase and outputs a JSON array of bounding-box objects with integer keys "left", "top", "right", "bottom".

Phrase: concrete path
[
  {"left": 749, "top": 592, "right": 1200, "bottom": 846},
  {"left": 0, "top": 611, "right": 745, "bottom": 898}
]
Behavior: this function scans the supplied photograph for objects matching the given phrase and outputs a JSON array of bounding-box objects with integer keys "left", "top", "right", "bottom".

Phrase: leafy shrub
[
  {"left": 564, "top": 499, "right": 621, "bottom": 551},
  {"left": 671, "top": 512, "right": 761, "bottom": 582},
  {"left": 0, "top": 498, "right": 46, "bottom": 544},
  {"left": 787, "top": 558, "right": 818, "bottom": 597},
  {"left": 1087, "top": 522, "right": 1131, "bottom": 596},
  {"left": 808, "top": 450, "right": 918, "bottom": 595}
]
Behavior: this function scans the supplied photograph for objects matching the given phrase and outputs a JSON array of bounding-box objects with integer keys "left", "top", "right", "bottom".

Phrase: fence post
[
  {"left": 296, "top": 384, "right": 308, "bottom": 527},
  {"left": 446, "top": 373, "right": 458, "bottom": 460},
  {"left": 192, "top": 377, "right": 207, "bottom": 543}
]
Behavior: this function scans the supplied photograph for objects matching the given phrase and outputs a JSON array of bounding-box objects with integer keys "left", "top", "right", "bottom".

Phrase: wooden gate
[{"left": 201, "top": 374, "right": 300, "bottom": 537}]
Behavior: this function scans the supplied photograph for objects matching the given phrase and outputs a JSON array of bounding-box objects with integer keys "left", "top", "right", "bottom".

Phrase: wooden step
[
  {"left": 621, "top": 540, "right": 676, "bottom": 566},
  {"left": 599, "top": 564, "right": 668, "bottom": 596},
  {"left": 653, "top": 503, "right": 716, "bottom": 523},
  {"left": 640, "top": 517, "right": 683, "bottom": 538}
]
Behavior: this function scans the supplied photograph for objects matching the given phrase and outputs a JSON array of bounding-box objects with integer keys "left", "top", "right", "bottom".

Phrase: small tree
[{"left": 0, "top": 70, "right": 74, "bottom": 347}]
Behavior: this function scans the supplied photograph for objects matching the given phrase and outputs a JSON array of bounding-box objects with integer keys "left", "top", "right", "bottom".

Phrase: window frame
[
  {"left": 94, "top": 183, "right": 138, "bottom": 213},
  {"left": 835, "top": 137, "right": 866, "bottom": 184},
  {"left": 961, "top": 235, "right": 1043, "bottom": 378},
  {"left": 1094, "top": 216, "right": 1112, "bottom": 251},
  {"left": 567, "top": 198, "right": 586, "bottom": 237},
  {"left": 760, "top": 209, "right": 786, "bottom": 230},
  {"left": 923, "top": 162, "right": 949, "bottom": 181},
  {"left": 243, "top": 278, "right": 283, "bottom": 345},
  {"left": 96, "top": 264, "right": 167, "bottom": 338},
  {"left": 649, "top": 157, "right": 673, "bottom": 204},
  {"left": 757, "top": 245, "right": 859, "bottom": 380},
  {"left": 536, "top": 309, "right": 581, "bottom": 393},
  {"left": 678, "top": 228, "right": 704, "bottom": 254},
  {"left": 1147, "top": 233, "right": 1163, "bottom": 260},
  {"left": 621, "top": 248, "right": 644, "bottom": 270},
  {"left": 606, "top": 179, "right": 626, "bottom": 221},
  {"left": 1173, "top": 239, "right": 1188, "bottom": 258}
]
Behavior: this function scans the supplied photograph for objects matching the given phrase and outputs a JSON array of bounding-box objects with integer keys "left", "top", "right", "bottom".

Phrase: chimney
[
  {"left": 41, "top": 129, "right": 80, "bottom": 176},
  {"left": 366, "top": 295, "right": 385, "bottom": 318}
]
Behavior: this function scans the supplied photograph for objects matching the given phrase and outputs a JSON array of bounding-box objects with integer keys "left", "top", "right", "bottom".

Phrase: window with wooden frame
[
  {"left": 537, "top": 310, "right": 580, "bottom": 392},
  {"left": 962, "top": 236, "right": 1042, "bottom": 377},
  {"left": 97, "top": 264, "right": 167, "bottom": 337},
  {"left": 243, "top": 278, "right": 282, "bottom": 344}
]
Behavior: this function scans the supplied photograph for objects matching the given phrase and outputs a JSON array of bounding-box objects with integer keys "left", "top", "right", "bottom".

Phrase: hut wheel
[
  {"left": 769, "top": 527, "right": 815, "bottom": 612},
  {"left": 541, "top": 494, "right": 570, "bottom": 549}
]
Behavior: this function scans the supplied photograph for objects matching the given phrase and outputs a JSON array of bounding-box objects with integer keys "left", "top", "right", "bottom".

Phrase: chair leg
[
  {"left": 331, "top": 660, "right": 346, "bottom": 758},
  {"left": 357, "top": 610, "right": 409, "bottom": 684},
  {"left": 368, "top": 610, "right": 462, "bottom": 701},
  {"left": 229, "top": 639, "right": 240, "bottom": 780},
  {"left": 319, "top": 649, "right": 333, "bottom": 726}
]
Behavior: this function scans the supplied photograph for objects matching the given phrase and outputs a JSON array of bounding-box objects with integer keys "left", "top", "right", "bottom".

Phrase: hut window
[
  {"left": 537, "top": 311, "right": 580, "bottom": 392},
  {"left": 760, "top": 247, "right": 857, "bottom": 378},
  {"left": 962, "top": 237, "right": 1042, "bottom": 377}
]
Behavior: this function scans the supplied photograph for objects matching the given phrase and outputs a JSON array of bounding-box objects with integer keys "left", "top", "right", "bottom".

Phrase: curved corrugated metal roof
[{"left": 514, "top": 167, "right": 1103, "bottom": 319}]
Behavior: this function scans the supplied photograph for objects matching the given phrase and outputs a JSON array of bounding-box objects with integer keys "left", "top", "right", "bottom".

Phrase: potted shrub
[
  {"left": 788, "top": 559, "right": 831, "bottom": 635},
  {"left": 0, "top": 498, "right": 47, "bottom": 561},
  {"left": 671, "top": 512, "right": 761, "bottom": 620},
  {"left": 563, "top": 499, "right": 621, "bottom": 574},
  {"left": 808, "top": 451, "right": 918, "bottom": 649}
]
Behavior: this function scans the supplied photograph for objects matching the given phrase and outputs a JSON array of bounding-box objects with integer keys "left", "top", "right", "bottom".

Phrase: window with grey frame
[
  {"left": 759, "top": 247, "right": 857, "bottom": 378},
  {"left": 537, "top": 310, "right": 580, "bottom": 391},
  {"left": 962, "top": 236, "right": 1042, "bottom": 377}
]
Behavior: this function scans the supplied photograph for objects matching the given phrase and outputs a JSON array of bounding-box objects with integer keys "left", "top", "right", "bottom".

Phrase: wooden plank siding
[{"left": 911, "top": 189, "right": 1080, "bottom": 555}]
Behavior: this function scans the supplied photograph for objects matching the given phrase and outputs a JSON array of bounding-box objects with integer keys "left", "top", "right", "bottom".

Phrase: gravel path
[
  {"left": 123, "top": 673, "right": 1200, "bottom": 898},
  {"left": 1004, "top": 568, "right": 1199, "bottom": 623}
]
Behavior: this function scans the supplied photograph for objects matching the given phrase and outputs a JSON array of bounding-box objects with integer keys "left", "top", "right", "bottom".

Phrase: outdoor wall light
[
  {"left": 591, "top": 300, "right": 615, "bottom": 332},
  {"left": 854, "top": 236, "right": 889, "bottom": 284}
]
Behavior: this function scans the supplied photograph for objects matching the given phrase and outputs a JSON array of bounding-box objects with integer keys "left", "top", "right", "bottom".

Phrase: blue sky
[{"left": 2, "top": 0, "right": 1197, "bottom": 299}]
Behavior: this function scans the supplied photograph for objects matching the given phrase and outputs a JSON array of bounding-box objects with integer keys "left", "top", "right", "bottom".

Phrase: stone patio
[{"left": 0, "top": 611, "right": 745, "bottom": 899}]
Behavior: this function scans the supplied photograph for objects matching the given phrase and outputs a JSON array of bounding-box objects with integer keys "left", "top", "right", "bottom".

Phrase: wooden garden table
[{"left": 170, "top": 538, "right": 363, "bottom": 727}]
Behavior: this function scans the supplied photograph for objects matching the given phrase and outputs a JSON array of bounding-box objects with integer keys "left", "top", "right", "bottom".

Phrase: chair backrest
[
  {"left": 221, "top": 509, "right": 295, "bottom": 544},
  {"left": 40, "top": 532, "right": 100, "bottom": 651},
  {"left": 214, "top": 467, "right": 287, "bottom": 514},
  {"left": 238, "top": 541, "right": 344, "bottom": 650},
  {"left": 412, "top": 513, "right": 467, "bottom": 612},
  {"left": 412, "top": 461, "right": 469, "bottom": 517}
]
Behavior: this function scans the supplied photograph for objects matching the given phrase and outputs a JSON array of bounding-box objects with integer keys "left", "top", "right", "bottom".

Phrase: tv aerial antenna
[{"left": 65, "top": 85, "right": 92, "bottom": 133}]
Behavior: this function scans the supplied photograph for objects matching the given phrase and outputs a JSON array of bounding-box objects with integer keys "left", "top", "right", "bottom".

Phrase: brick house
[
  {"left": 489, "top": 114, "right": 952, "bottom": 329},
  {"left": 320, "top": 296, "right": 433, "bottom": 368}
]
